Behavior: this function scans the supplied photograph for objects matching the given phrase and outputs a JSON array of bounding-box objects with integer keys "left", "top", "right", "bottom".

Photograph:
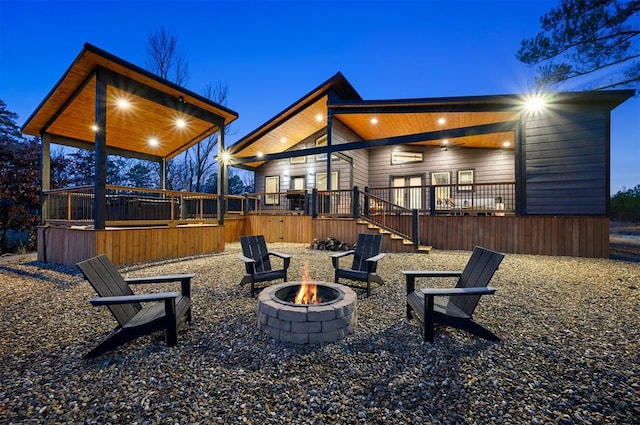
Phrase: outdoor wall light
[
  {"left": 524, "top": 93, "right": 548, "bottom": 113},
  {"left": 503, "top": 141, "right": 511, "bottom": 148},
  {"left": 115, "top": 98, "right": 131, "bottom": 109},
  {"left": 91, "top": 124, "right": 99, "bottom": 132}
]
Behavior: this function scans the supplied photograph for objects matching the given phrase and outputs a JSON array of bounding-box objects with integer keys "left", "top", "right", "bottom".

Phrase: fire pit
[{"left": 257, "top": 281, "right": 357, "bottom": 344}]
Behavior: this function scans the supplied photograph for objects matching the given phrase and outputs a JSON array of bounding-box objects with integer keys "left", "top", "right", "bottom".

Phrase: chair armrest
[
  {"left": 403, "top": 270, "right": 463, "bottom": 294},
  {"left": 331, "top": 250, "right": 354, "bottom": 269},
  {"left": 402, "top": 270, "right": 462, "bottom": 278},
  {"left": 420, "top": 287, "right": 496, "bottom": 296},
  {"left": 238, "top": 254, "right": 256, "bottom": 264},
  {"left": 269, "top": 251, "right": 291, "bottom": 260},
  {"left": 366, "top": 253, "right": 385, "bottom": 263},
  {"left": 270, "top": 251, "right": 292, "bottom": 269},
  {"left": 125, "top": 274, "right": 193, "bottom": 298},
  {"left": 331, "top": 250, "right": 355, "bottom": 259},
  {"left": 125, "top": 274, "right": 194, "bottom": 284},
  {"left": 90, "top": 291, "right": 180, "bottom": 306}
]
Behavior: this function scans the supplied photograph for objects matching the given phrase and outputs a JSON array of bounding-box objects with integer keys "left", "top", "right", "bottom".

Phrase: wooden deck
[
  {"left": 38, "top": 224, "right": 225, "bottom": 266},
  {"left": 37, "top": 215, "right": 609, "bottom": 267}
]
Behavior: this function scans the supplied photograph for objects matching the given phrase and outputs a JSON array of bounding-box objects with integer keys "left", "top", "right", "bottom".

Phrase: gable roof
[
  {"left": 228, "top": 72, "right": 360, "bottom": 168},
  {"left": 228, "top": 74, "right": 634, "bottom": 169},
  {"left": 22, "top": 43, "right": 238, "bottom": 161}
]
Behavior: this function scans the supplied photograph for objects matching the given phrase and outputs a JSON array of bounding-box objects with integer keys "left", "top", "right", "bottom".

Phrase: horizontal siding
[
  {"left": 525, "top": 110, "right": 608, "bottom": 215},
  {"left": 368, "top": 145, "right": 514, "bottom": 188}
]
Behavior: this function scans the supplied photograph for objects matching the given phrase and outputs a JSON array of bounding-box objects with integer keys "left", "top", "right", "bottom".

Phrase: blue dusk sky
[{"left": 1, "top": 0, "right": 638, "bottom": 194}]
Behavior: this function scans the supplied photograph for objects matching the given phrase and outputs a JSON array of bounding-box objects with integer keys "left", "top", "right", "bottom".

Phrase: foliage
[
  {"left": 517, "top": 0, "right": 640, "bottom": 90},
  {"left": 0, "top": 100, "right": 40, "bottom": 253},
  {"left": 610, "top": 184, "right": 640, "bottom": 221}
]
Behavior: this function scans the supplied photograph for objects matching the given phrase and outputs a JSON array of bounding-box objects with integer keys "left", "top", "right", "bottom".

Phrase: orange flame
[{"left": 294, "top": 262, "right": 319, "bottom": 304}]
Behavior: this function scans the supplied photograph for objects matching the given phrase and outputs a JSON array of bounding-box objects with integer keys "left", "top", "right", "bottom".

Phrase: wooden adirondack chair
[
  {"left": 77, "top": 255, "right": 193, "bottom": 358},
  {"left": 331, "top": 233, "right": 385, "bottom": 297},
  {"left": 238, "top": 235, "right": 292, "bottom": 297},
  {"left": 403, "top": 246, "right": 504, "bottom": 342}
]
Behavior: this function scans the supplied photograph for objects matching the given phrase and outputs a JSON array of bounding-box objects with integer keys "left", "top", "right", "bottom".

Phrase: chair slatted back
[
  {"left": 240, "top": 235, "right": 272, "bottom": 274},
  {"left": 453, "top": 246, "right": 504, "bottom": 315},
  {"left": 351, "top": 233, "right": 383, "bottom": 272},
  {"left": 77, "top": 254, "right": 141, "bottom": 327}
]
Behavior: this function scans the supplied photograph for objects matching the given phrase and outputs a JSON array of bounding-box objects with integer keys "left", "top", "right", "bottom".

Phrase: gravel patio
[{"left": 1, "top": 243, "right": 639, "bottom": 424}]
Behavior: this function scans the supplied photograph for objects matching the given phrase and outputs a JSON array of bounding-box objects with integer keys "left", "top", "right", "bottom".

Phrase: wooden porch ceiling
[
  {"left": 22, "top": 43, "right": 238, "bottom": 160},
  {"left": 334, "top": 111, "right": 521, "bottom": 149}
]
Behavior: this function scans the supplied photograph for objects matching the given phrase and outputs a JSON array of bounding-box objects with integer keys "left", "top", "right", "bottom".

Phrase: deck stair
[{"left": 356, "top": 219, "right": 432, "bottom": 254}]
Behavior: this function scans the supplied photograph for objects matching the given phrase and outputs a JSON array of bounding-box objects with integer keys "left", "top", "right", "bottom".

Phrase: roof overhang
[
  {"left": 228, "top": 79, "right": 635, "bottom": 169},
  {"left": 22, "top": 43, "right": 238, "bottom": 160}
]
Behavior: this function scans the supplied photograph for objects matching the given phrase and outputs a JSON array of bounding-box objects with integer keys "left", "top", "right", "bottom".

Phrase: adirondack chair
[
  {"left": 238, "top": 235, "right": 292, "bottom": 297},
  {"left": 403, "top": 246, "right": 504, "bottom": 342},
  {"left": 77, "top": 254, "right": 193, "bottom": 358},
  {"left": 331, "top": 233, "right": 385, "bottom": 297}
]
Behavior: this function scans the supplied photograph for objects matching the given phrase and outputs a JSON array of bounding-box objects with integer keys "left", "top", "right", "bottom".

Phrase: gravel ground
[{"left": 1, "top": 243, "right": 639, "bottom": 424}]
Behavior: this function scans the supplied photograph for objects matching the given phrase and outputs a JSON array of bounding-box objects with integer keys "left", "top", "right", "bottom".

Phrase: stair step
[
  {"left": 417, "top": 245, "right": 433, "bottom": 253},
  {"left": 390, "top": 234, "right": 403, "bottom": 240}
]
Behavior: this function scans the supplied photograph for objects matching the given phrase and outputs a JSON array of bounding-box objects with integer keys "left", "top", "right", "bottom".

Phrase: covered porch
[{"left": 22, "top": 43, "right": 239, "bottom": 266}]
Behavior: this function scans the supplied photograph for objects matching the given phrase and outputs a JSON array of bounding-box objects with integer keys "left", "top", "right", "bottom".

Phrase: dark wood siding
[{"left": 524, "top": 110, "right": 609, "bottom": 215}]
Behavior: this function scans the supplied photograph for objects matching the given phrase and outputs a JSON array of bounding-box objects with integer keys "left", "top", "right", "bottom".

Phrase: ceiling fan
[{"left": 440, "top": 139, "right": 465, "bottom": 151}]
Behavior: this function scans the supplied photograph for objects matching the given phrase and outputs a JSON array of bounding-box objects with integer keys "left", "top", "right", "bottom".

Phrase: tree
[
  {"left": 145, "top": 28, "right": 232, "bottom": 193},
  {"left": 517, "top": 0, "right": 640, "bottom": 90},
  {"left": 145, "top": 26, "right": 189, "bottom": 86},
  {"left": 610, "top": 184, "right": 640, "bottom": 221},
  {"left": 0, "top": 100, "right": 40, "bottom": 252}
]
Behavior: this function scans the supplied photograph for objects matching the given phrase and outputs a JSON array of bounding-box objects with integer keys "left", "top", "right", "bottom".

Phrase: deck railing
[
  {"left": 43, "top": 185, "right": 245, "bottom": 227},
  {"left": 367, "top": 182, "right": 515, "bottom": 215}
]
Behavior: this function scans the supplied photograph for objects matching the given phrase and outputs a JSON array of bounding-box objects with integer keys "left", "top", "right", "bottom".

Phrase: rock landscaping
[{"left": 1, "top": 243, "right": 639, "bottom": 424}]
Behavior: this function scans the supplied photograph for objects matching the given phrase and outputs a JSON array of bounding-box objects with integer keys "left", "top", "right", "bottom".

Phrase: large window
[
  {"left": 265, "top": 176, "right": 279, "bottom": 205},
  {"left": 316, "top": 171, "right": 338, "bottom": 190}
]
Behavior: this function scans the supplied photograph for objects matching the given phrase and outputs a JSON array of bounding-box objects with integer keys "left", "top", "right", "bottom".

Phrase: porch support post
[
  {"left": 217, "top": 124, "right": 226, "bottom": 225},
  {"left": 311, "top": 188, "right": 318, "bottom": 218},
  {"left": 364, "top": 186, "right": 370, "bottom": 215},
  {"left": 159, "top": 158, "right": 167, "bottom": 190},
  {"left": 428, "top": 186, "right": 436, "bottom": 215},
  {"left": 326, "top": 111, "right": 333, "bottom": 193},
  {"left": 94, "top": 67, "right": 107, "bottom": 230},
  {"left": 412, "top": 209, "right": 419, "bottom": 248},
  {"left": 40, "top": 133, "right": 51, "bottom": 225},
  {"left": 352, "top": 186, "right": 359, "bottom": 219}
]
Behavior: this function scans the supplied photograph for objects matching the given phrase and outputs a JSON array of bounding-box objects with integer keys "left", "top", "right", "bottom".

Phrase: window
[
  {"left": 391, "top": 151, "right": 423, "bottom": 165},
  {"left": 315, "top": 171, "right": 338, "bottom": 190},
  {"left": 457, "top": 169, "right": 474, "bottom": 192},
  {"left": 290, "top": 176, "right": 305, "bottom": 190},
  {"left": 290, "top": 155, "right": 306, "bottom": 164},
  {"left": 315, "top": 134, "right": 328, "bottom": 161},
  {"left": 265, "top": 176, "right": 279, "bottom": 205}
]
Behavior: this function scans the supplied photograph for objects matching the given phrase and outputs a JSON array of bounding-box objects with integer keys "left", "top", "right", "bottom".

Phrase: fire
[{"left": 294, "top": 262, "right": 319, "bottom": 304}]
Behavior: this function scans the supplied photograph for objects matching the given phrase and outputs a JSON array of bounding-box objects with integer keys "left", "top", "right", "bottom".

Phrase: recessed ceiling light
[
  {"left": 503, "top": 141, "right": 511, "bottom": 148},
  {"left": 91, "top": 124, "right": 99, "bottom": 132},
  {"left": 175, "top": 118, "right": 186, "bottom": 129},
  {"left": 148, "top": 137, "right": 159, "bottom": 146},
  {"left": 437, "top": 118, "right": 446, "bottom": 125},
  {"left": 442, "top": 139, "right": 449, "bottom": 145},
  {"left": 370, "top": 117, "right": 378, "bottom": 125},
  {"left": 316, "top": 114, "right": 323, "bottom": 122},
  {"left": 257, "top": 152, "right": 264, "bottom": 158},
  {"left": 280, "top": 137, "right": 287, "bottom": 143}
]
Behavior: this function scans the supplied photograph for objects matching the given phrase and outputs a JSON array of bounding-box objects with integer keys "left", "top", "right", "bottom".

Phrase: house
[
  {"left": 229, "top": 72, "right": 634, "bottom": 257},
  {"left": 22, "top": 44, "right": 634, "bottom": 266}
]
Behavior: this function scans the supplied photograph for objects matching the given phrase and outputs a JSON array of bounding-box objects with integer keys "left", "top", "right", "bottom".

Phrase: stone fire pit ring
[{"left": 257, "top": 281, "right": 357, "bottom": 344}]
